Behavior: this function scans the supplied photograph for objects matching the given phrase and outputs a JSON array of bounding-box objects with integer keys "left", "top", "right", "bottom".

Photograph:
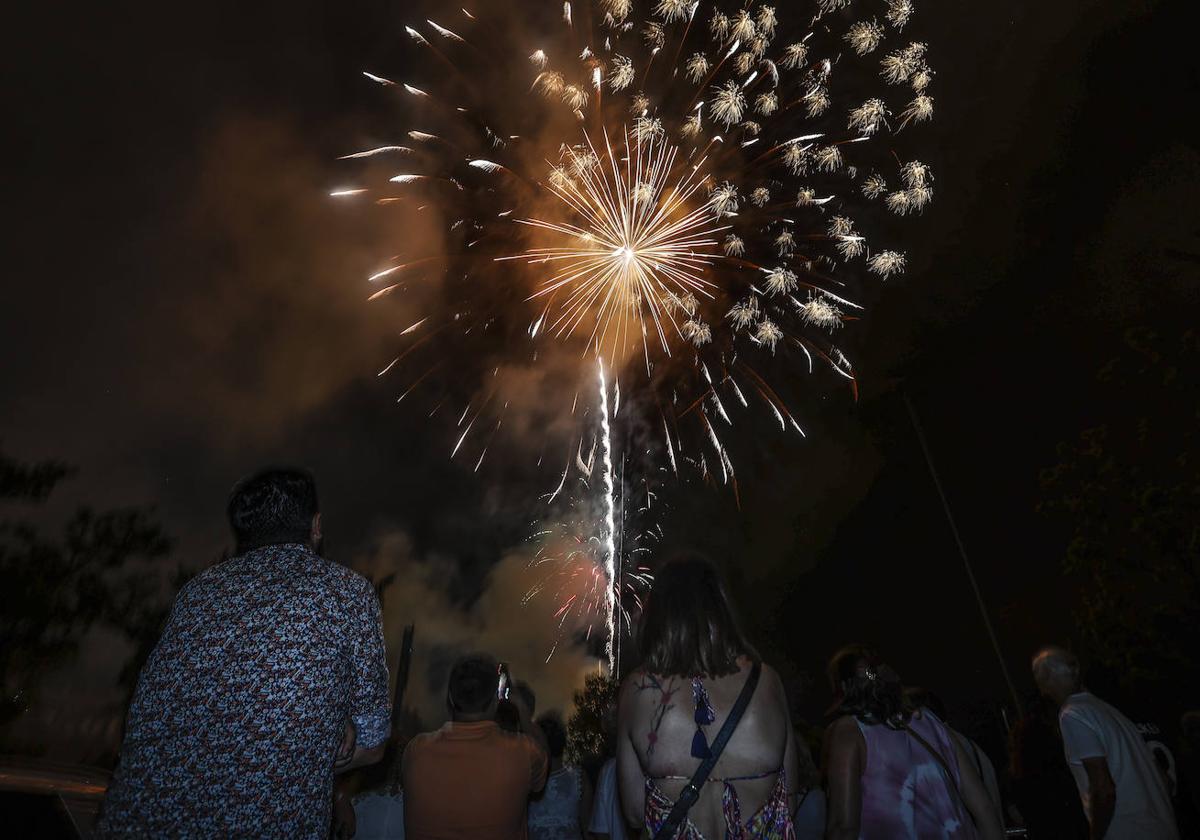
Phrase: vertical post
[
  {"left": 904, "top": 393, "right": 1022, "bottom": 713},
  {"left": 391, "top": 624, "right": 416, "bottom": 732}
]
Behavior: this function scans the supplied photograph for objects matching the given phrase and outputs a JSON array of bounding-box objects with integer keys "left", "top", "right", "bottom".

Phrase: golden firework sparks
[
  {"left": 338, "top": 0, "right": 942, "bottom": 662},
  {"left": 499, "top": 127, "right": 727, "bottom": 360}
]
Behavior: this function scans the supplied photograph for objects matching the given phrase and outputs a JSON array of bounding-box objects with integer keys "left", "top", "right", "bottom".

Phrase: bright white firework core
[{"left": 499, "top": 127, "right": 729, "bottom": 361}]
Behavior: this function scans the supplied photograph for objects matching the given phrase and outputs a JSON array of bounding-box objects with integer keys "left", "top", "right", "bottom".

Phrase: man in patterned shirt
[{"left": 99, "top": 468, "right": 391, "bottom": 837}]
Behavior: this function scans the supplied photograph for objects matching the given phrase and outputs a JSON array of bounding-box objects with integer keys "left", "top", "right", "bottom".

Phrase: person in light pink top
[{"left": 822, "top": 646, "right": 1003, "bottom": 840}]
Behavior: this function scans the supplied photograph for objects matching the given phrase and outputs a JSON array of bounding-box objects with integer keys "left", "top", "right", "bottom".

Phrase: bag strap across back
[
  {"left": 903, "top": 721, "right": 967, "bottom": 812},
  {"left": 652, "top": 660, "right": 762, "bottom": 840}
]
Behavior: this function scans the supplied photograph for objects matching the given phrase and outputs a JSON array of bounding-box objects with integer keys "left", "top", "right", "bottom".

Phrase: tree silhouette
[
  {"left": 1039, "top": 327, "right": 1200, "bottom": 687},
  {"left": 0, "top": 447, "right": 175, "bottom": 724},
  {"left": 566, "top": 672, "right": 618, "bottom": 765}
]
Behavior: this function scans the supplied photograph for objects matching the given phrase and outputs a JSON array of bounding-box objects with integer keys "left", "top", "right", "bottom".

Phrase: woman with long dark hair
[
  {"left": 822, "top": 645, "right": 1003, "bottom": 840},
  {"left": 616, "top": 554, "right": 800, "bottom": 839}
]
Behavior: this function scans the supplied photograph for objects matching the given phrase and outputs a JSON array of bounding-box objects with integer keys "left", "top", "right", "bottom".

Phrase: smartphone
[{"left": 496, "top": 662, "right": 511, "bottom": 701}]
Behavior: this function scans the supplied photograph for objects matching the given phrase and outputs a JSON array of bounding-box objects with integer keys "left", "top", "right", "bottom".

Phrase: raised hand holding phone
[{"left": 497, "top": 662, "right": 511, "bottom": 701}]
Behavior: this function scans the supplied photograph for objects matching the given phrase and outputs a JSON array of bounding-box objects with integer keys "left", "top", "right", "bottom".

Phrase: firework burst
[
  {"left": 498, "top": 129, "right": 727, "bottom": 360},
  {"left": 339, "top": 0, "right": 938, "bottom": 652}
]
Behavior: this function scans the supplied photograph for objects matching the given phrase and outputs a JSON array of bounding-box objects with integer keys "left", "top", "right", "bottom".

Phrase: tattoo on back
[{"left": 635, "top": 672, "right": 679, "bottom": 757}]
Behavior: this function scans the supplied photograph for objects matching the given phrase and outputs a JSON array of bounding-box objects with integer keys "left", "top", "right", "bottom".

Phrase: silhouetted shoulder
[
  {"left": 758, "top": 661, "right": 784, "bottom": 692},
  {"left": 177, "top": 556, "right": 232, "bottom": 593},
  {"left": 827, "top": 714, "right": 861, "bottom": 743},
  {"left": 406, "top": 729, "right": 438, "bottom": 749},
  {"left": 320, "top": 557, "right": 375, "bottom": 594}
]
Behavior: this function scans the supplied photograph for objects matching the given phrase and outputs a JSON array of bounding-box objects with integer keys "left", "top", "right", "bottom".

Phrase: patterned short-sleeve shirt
[{"left": 99, "top": 543, "right": 390, "bottom": 838}]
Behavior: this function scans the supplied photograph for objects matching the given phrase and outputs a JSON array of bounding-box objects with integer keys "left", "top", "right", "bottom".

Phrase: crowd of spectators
[{"left": 93, "top": 469, "right": 1190, "bottom": 839}]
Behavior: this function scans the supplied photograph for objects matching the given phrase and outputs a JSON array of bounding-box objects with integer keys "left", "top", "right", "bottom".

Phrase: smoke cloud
[{"left": 352, "top": 530, "right": 601, "bottom": 727}]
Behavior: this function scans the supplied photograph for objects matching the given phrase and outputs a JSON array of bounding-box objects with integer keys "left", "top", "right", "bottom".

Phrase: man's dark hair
[
  {"left": 827, "top": 644, "right": 910, "bottom": 727},
  {"left": 536, "top": 712, "right": 568, "bottom": 759},
  {"left": 447, "top": 653, "right": 499, "bottom": 715},
  {"left": 638, "top": 552, "right": 755, "bottom": 678},
  {"left": 227, "top": 468, "right": 319, "bottom": 553}
]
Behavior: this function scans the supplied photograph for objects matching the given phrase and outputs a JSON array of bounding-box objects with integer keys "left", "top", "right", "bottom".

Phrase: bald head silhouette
[{"left": 1032, "top": 645, "right": 1082, "bottom": 705}]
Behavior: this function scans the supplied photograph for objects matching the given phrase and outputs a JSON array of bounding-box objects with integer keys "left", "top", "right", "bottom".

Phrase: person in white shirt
[{"left": 1032, "top": 646, "right": 1179, "bottom": 839}]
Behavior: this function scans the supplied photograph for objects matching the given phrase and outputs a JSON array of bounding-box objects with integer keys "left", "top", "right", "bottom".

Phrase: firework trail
[
  {"left": 596, "top": 358, "right": 618, "bottom": 668},
  {"left": 520, "top": 386, "right": 654, "bottom": 668},
  {"left": 338, "top": 0, "right": 938, "bottom": 651}
]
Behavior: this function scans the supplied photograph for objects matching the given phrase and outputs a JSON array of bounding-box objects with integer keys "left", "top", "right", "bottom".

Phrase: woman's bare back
[{"left": 617, "top": 657, "right": 799, "bottom": 838}]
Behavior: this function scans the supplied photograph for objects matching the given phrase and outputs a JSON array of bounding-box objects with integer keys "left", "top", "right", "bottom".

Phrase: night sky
[{"left": 3, "top": 0, "right": 1196, "bottom": 762}]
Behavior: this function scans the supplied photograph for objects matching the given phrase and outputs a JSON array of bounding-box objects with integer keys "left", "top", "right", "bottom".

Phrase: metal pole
[
  {"left": 904, "top": 393, "right": 1022, "bottom": 712},
  {"left": 391, "top": 624, "right": 415, "bottom": 731}
]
